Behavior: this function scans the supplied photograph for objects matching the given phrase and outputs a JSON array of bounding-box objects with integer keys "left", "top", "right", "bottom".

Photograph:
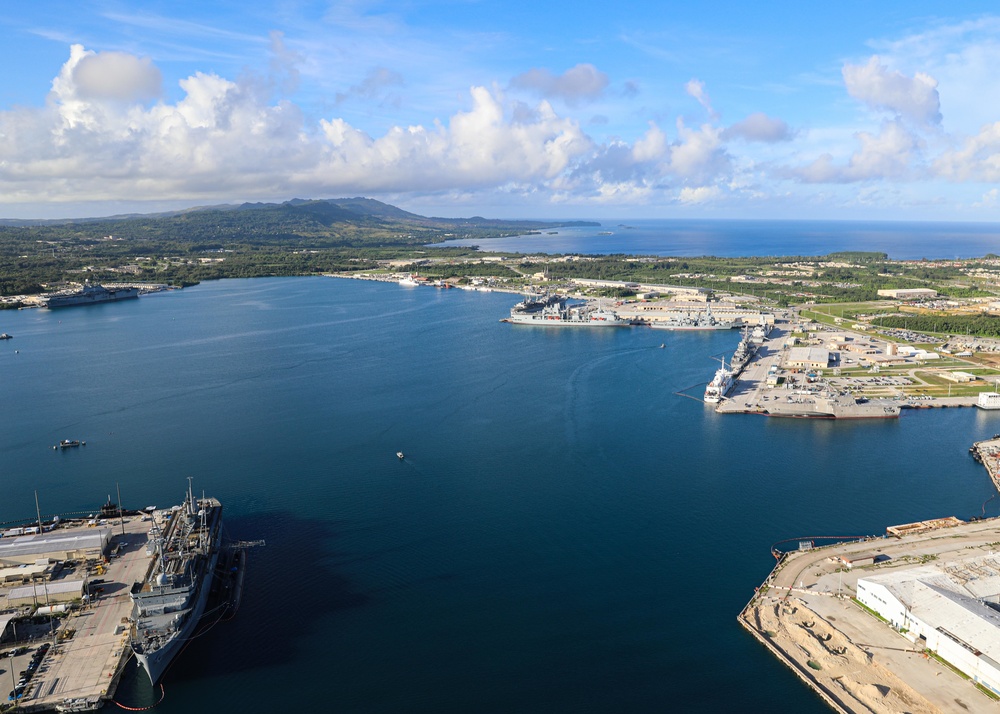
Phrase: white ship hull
[{"left": 505, "top": 314, "right": 630, "bottom": 326}]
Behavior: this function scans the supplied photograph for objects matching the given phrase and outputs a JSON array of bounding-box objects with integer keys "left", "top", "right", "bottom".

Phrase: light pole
[{"left": 8, "top": 650, "right": 16, "bottom": 709}]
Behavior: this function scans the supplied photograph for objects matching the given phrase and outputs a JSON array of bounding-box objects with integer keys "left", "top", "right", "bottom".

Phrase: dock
[
  {"left": 714, "top": 319, "right": 980, "bottom": 417},
  {"left": 1, "top": 517, "right": 152, "bottom": 712}
]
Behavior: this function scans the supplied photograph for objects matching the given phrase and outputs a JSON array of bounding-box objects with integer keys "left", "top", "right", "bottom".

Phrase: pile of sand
[{"left": 748, "top": 598, "right": 939, "bottom": 714}]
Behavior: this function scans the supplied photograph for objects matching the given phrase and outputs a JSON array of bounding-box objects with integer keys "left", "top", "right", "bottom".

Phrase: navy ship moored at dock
[
  {"left": 650, "top": 303, "right": 743, "bottom": 331},
  {"left": 129, "top": 481, "right": 224, "bottom": 685},
  {"left": 42, "top": 282, "right": 140, "bottom": 308},
  {"left": 502, "top": 293, "right": 630, "bottom": 326}
]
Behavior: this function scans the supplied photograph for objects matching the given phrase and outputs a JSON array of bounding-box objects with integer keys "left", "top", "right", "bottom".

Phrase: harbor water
[
  {"left": 2, "top": 276, "right": 998, "bottom": 712},
  {"left": 436, "top": 218, "right": 1000, "bottom": 259}
]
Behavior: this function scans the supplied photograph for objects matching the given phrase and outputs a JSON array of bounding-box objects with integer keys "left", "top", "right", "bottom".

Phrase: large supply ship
[
  {"left": 503, "top": 295, "right": 630, "bottom": 326},
  {"left": 760, "top": 392, "right": 900, "bottom": 419},
  {"left": 42, "top": 282, "right": 140, "bottom": 308},
  {"left": 129, "top": 481, "right": 224, "bottom": 685},
  {"left": 650, "top": 304, "right": 742, "bottom": 331}
]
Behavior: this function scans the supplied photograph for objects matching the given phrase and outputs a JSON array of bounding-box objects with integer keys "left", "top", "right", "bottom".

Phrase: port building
[
  {"left": 857, "top": 553, "right": 1000, "bottom": 696},
  {"left": 0, "top": 528, "right": 111, "bottom": 566},
  {"left": 784, "top": 347, "right": 832, "bottom": 370}
]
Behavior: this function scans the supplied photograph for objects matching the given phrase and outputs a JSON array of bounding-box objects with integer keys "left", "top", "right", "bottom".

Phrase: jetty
[{"left": 740, "top": 516, "right": 1000, "bottom": 714}]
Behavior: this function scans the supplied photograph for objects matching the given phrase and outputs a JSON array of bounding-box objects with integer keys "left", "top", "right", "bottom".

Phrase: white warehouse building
[{"left": 857, "top": 553, "right": 1000, "bottom": 695}]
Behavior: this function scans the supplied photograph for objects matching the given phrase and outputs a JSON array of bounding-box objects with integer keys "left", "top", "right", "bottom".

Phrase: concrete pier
[
  {"left": 971, "top": 437, "right": 1000, "bottom": 492},
  {"left": 1, "top": 518, "right": 153, "bottom": 712}
]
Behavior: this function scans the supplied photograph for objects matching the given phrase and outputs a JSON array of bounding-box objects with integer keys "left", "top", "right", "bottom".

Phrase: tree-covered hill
[{"left": 0, "top": 198, "right": 599, "bottom": 295}]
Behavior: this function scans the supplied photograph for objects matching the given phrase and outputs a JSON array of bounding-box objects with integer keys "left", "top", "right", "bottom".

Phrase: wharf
[
  {"left": 740, "top": 517, "right": 1000, "bottom": 714},
  {"left": 714, "top": 321, "right": 978, "bottom": 417},
  {"left": 971, "top": 437, "right": 1000, "bottom": 492},
  {"left": 1, "top": 518, "right": 152, "bottom": 712}
]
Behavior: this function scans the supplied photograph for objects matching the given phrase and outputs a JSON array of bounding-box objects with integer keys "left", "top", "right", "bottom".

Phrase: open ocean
[
  {"left": 437, "top": 218, "right": 1000, "bottom": 259},
  {"left": 4, "top": 221, "right": 1000, "bottom": 712}
]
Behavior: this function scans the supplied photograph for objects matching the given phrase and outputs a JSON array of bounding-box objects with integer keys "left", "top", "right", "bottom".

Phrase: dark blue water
[
  {"left": 2, "top": 277, "right": 998, "bottom": 712},
  {"left": 436, "top": 219, "right": 1000, "bottom": 259}
]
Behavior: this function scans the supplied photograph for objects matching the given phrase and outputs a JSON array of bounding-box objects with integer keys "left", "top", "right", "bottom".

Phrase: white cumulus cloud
[
  {"left": 0, "top": 46, "right": 607, "bottom": 205},
  {"left": 934, "top": 122, "right": 1000, "bottom": 182},
  {"left": 678, "top": 185, "right": 721, "bottom": 204},
  {"left": 842, "top": 56, "right": 941, "bottom": 125},
  {"left": 789, "top": 121, "right": 920, "bottom": 183},
  {"left": 69, "top": 46, "right": 162, "bottom": 102}
]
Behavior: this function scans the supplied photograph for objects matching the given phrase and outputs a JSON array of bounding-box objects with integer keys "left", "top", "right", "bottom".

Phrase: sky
[{"left": 3, "top": 1, "right": 1000, "bottom": 221}]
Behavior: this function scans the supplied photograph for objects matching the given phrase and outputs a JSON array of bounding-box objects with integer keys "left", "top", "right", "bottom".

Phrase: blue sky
[{"left": 3, "top": 1, "right": 1000, "bottom": 220}]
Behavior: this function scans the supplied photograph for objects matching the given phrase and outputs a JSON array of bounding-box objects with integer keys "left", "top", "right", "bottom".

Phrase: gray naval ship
[
  {"left": 42, "top": 281, "right": 140, "bottom": 308},
  {"left": 129, "top": 481, "right": 224, "bottom": 685},
  {"left": 650, "top": 303, "right": 743, "bottom": 331}
]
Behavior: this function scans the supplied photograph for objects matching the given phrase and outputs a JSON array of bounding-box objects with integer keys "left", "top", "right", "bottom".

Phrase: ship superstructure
[
  {"left": 42, "top": 282, "right": 140, "bottom": 308},
  {"left": 704, "top": 360, "right": 735, "bottom": 403},
  {"left": 129, "top": 481, "right": 223, "bottom": 685}
]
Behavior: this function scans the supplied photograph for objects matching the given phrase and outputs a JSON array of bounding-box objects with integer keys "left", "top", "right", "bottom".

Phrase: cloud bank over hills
[{"left": 2, "top": 5, "right": 1000, "bottom": 220}]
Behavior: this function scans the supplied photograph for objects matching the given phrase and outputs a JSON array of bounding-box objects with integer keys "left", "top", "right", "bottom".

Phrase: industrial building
[
  {"left": 876, "top": 288, "right": 939, "bottom": 299},
  {"left": 857, "top": 553, "right": 1000, "bottom": 696},
  {"left": 941, "top": 371, "right": 978, "bottom": 383},
  {"left": 6, "top": 579, "right": 86, "bottom": 607},
  {"left": 0, "top": 528, "right": 111, "bottom": 566},
  {"left": 784, "top": 347, "right": 832, "bottom": 370}
]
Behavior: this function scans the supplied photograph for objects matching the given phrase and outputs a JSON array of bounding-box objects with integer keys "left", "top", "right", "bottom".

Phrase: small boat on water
[
  {"left": 54, "top": 439, "right": 85, "bottom": 449},
  {"left": 0, "top": 333, "right": 11, "bottom": 340},
  {"left": 396, "top": 451, "right": 405, "bottom": 460}
]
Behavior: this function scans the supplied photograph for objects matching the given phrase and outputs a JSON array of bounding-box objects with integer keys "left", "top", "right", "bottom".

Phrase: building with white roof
[
  {"left": 6, "top": 578, "right": 86, "bottom": 606},
  {"left": 857, "top": 553, "right": 1000, "bottom": 695},
  {"left": 785, "top": 347, "right": 832, "bottom": 370},
  {"left": 0, "top": 528, "right": 111, "bottom": 566}
]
